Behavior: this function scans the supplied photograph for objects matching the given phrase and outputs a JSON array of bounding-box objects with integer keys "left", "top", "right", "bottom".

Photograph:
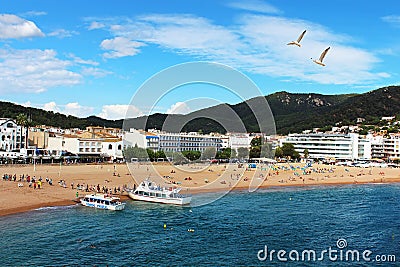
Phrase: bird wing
[
  {"left": 297, "top": 30, "right": 306, "bottom": 43},
  {"left": 319, "top": 47, "right": 330, "bottom": 62}
]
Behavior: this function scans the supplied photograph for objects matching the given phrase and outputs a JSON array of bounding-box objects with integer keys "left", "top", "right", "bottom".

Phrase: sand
[{"left": 1, "top": 162, "right": 399, "bottom": 216}]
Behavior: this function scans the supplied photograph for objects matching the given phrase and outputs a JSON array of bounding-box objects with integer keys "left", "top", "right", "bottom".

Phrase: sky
[{"left": 1, "top": 0, "right": 400, "bottom": 120}]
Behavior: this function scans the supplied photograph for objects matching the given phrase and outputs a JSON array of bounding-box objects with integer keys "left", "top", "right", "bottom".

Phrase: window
[
  {"left": 118, "top": 144, "right": 122, "bottom": 150},
  {"left": 108, "top": 144, "right": 112, "bottom": 150}
]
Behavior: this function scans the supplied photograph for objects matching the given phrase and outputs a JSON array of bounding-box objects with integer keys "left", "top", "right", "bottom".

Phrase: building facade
[
  {"left": 123, "top": 129, "right": 224, "bottom": 153},
  {"left": 0, "top": 119, "right": 26, "bottom": 152},
  {"left": 280, "top": 133, "right": 371, "bottom": 160},
  {"left": 383, "top": 134, "right": 400, "bottom": 160}
]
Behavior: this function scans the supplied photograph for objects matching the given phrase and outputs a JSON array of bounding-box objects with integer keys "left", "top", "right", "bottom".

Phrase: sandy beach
[{"left": 1, "top": 162, "right": 399, "bottom": 216}]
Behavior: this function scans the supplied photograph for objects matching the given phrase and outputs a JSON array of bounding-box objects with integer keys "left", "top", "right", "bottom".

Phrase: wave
[{"left": 34, "top": 204, "right": 77, "bottom": 211}]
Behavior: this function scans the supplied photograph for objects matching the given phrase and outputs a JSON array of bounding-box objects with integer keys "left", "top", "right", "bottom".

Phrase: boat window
[
  {"left": 105, "top": 201, "right": 110, "bottom": 205},
  {"left": 144, "top": 192, "right": 149, "bottom": 196},
  {"left": 162, "top": 194, "right": 166, "bottom": 198},
  {"left": 156, "top": 193, "right": 161, "bottom": 197},
  {"left": 150, "top": 192, "right": 155, "bottom": 197}
]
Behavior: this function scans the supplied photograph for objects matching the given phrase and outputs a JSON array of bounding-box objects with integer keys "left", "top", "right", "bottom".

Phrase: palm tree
[
  {"left": 16, "top": 113, "right": 32, "bottom": 149},
  {"left": 16, "top": 113, "right": 28, "bottom": 150}
]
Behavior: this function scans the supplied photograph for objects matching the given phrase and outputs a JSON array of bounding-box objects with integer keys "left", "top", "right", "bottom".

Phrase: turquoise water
[{"left": 0, "top": 184, "right": 399, "bottom": 266}]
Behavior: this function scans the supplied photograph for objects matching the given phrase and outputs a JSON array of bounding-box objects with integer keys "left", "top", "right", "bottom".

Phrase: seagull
[
  {"left": 287, "top": 30, "right": 306, "bottom": 47},
  {"left": 312, "top": 47, "right": 330, "bottom": 66}
]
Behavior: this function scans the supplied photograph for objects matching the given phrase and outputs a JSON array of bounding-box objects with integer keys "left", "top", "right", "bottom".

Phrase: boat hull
[
  {"left": 128, "top": 192, "right": 191, "bottom": 205},
  {"left": 80, "top": 200, "right": 126, "bottom": 211}
]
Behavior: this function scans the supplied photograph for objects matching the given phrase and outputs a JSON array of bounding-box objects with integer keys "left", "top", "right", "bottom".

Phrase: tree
[
  {"left": 250, "top": 136, "right": 262, "bottom": 147},
  {"left": 182, "top": 150, "right": 201, "bottom": 161},
  {"left": 274, "top": 147, "right": 283, "bottom": 158},
  {"left": 303, "top": 149, "right": 309, "bottom": 159},
  {"left": 237, "top": 147, "right": 249, "bottom": 159},
  {"left": 123, "top": 144, "right": 148, "bottom": 160},
  {"left": 216, "top": 148, "right": 234, "bottom": 159},
  {"left": 249, "top": 146, "right": 261, "bottom": 158},
  {"left": 281, "top": 143, "right": 300, "bottom": 160},
  {"left": 155, "top": 150, "right": 166, "bottom": 159},
  {"left": 201, "top": 147, "right": 216, "bottom": 160},
  {"left": 170, "top": 152, "right": 188, "bottom": 165},
  {"left": 146, "top": 149, "right": 155, "bottom": 161},
  {"left": 15, "top": 113, "right": 29, "bottom": 150},
  {"left": 260, "top": 142, "right": 274, "bottom": 158}
]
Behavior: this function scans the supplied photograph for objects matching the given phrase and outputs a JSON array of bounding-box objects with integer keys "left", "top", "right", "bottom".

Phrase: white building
[
  {"left": 227, "top": 133, "right": 251, "bottom": 150},
  {"left": 123, "top": 129, "right": 159, "bottom": 151},
  {"left": 367, "top": 134, "right": 400, "bottom": 160},
  {"left": 383, "top": 134, "right": 400, "bottom": 160},
  {"left": 46, "top": 133, "right": 124, "bottom": 162},
  {"left": 367, "top": 135, "right": 385, "bottom": 159},
  {"left": 158, "top": 131, "right": 222, "bottom": 152},
  {"left": 0, "top": 118, "right": 26, "bottom": 152},
  {"left": 101, "top": 139, "right": 123, "bottom": 162},
  {"left": 123, "top": 129, "right": 223, "bottom": 152},
  {"left": 47, "top": 134, "right": 102, "bottom": 161},
  {"left": 280, "top": 133, "right": 371, "bottom": 160}
]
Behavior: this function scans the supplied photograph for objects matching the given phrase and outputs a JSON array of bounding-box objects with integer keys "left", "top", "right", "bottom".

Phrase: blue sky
[{"left": 1, "top": 0, "right": 400, "bottom": 119}]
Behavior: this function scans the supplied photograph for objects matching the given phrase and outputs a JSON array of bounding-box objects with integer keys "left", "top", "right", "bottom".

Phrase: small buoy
[
  {"left": 189, "top": 210, "right": 192, "bottom": 213},
  {"left": 163, "top": 224, "right": 167, "bottom": 229},
  {"left": 289, "top": 197, "right": 292, "bottom": 201},
  {"left": 188, "top": 229, "right": 195, "bottom": 232}
]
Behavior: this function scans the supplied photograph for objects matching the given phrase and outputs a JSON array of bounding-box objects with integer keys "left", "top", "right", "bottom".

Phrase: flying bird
[
  {"left": 287, "top": 30, "right": 306, "bottom": 47},
  {"left": 312, "top": 47, "right": 330, "bottom": 66}
]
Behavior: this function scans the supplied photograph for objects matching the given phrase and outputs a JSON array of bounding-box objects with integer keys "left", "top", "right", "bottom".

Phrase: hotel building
[
  {"left": 280, "top": 133, "right": 371, "bottom": 160},
  {"left": 123, "top": 129, "right": 223, "bottom": 153},
  {"left": 0, "top": 118, "right": 26, "bottom": 152}
]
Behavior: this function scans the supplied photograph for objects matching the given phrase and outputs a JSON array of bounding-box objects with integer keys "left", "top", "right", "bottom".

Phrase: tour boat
[
  {"left": 128, "top": 179, "right": 191, "bottom": 205},
  {"left": 80, "top": 194, "right": 126, "bottom": 211}
]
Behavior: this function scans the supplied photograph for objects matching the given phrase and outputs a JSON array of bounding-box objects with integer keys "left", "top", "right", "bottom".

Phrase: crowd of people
[
  {"left": 2, "top": 173, "right": 54, "bottom": 189},
  {"left": 70, "top": 181, "right": 123, "bottom": 195},
  {"left": 2, "top": 173, "right": 124, "bottom": 195}
]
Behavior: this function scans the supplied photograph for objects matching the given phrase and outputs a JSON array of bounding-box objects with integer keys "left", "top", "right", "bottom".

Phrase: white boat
[
  {"left": 80, "top": 194, "right": 126, "bottom": 211},
  {"left": 128, "top": 179, "right": 191, "bottom": 205}
]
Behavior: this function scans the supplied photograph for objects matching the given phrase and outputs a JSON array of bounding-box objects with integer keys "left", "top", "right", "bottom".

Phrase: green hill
[{"left": 2, "top": 86, "right": 399, "bottom": 134}]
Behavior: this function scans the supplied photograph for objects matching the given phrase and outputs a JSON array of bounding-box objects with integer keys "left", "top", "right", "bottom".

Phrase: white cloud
[
  {"left": 25, "top": 101, "right": 94, "bottom": 118},
  {"left": 81, "top": 67, "right": 112, "bottom": 78},
  {"left": 382, "top": 15, "right": 400, "bottom": 27},
  {"left": 98, "top": 104, "right": 143, "bottom": 120},
  {"left": 88, "top": 21, "right": 105, "bottom": 30},
  {"left": 64, "top": 102, "right": 95, "bottom": 117},
  {"left": 0, "top": 14, "right": 44, "bottom": 39},
  {"left": 21, "top": 101, "right": 32, "bottom": 107},
  {"left": 67, "top": 53, "right": 99, "bottom": 66},
  {"left": 48, "top": 29, "right": 79, "bottom": 38},
  {"left": 227, "top": 0, "right": 281, "bottom": 14},
  {"left": 0, "top": 48, "right": 82, "bottom": 94},
  {"left": 100, "top": 37, "right": 145, "bottom": 58},
  {"left": 21, "top": 11, "right": 47, "bottom": 17},
  {"left": 43, "top": 101, "right": 59, "bottom": 112},
  {"left": 91, "top": 13, "right": 387, "bottom": 86},
  {"left": 166, "top": 102, "right": 191, "bottom": 114}
]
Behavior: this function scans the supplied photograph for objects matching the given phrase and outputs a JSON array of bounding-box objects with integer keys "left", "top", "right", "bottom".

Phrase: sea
[{"left": 0, "top": 183, "right": 399, "bottom": 266}]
